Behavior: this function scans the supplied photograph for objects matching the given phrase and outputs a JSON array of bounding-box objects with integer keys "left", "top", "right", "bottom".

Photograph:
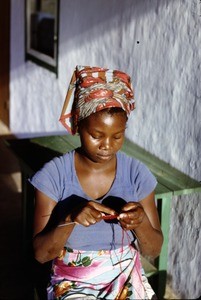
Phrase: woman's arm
[
  {"left": 33, "top": 189, "right": 76, "bottom": 264},
  {"left": 33, "top": 189, "right": 117, "bottom": 264},
  {"left": 118, "top": 191, "right": 163, "bottom": 258}
]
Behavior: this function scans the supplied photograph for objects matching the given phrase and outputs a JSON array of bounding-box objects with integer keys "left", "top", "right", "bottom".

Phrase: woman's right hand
[{"left": 68, "top": 201, "right": 117, "bottom": 226}]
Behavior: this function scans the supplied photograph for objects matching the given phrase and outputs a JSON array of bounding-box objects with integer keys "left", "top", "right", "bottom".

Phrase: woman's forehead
[{"left": 82, "top": 110, "right": 127, "bottom": 130}]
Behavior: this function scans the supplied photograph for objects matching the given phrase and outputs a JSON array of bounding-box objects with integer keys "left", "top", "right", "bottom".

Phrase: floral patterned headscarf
[{"left": 59, "top": 65, "right": 135, "bottom": 134}]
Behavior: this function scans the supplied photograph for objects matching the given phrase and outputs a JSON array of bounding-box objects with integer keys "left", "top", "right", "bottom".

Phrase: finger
[
  {"left": 76, "top": 214, "right": 97, "bottom": 227},
  {"left": 118, "top": 209, "right": 144, "bottom": 224},
  {"left": 78, "top": 206, "right": 105, "bottom": 225},
  {"left": 90, "top": 201, "right": 117, "bottom": 215},
  {"left": 118, "top": 211, "right": 138, "bottom": 220},
  {"left": 121, "top": 202, "right": 143, "bottom": 212},
  {"left": 119, "top": 210, "right": 144, "bottom": 222},
  {"left": 119, "top": 218, "right": 143, "bottom": 230}
]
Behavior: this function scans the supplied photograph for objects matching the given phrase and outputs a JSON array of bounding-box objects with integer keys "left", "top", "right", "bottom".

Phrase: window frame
[{"left": 25, "top": 0, "right": 60, "bottom": 76}]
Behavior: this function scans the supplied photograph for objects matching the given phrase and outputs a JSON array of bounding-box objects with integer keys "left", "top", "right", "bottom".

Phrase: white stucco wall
[
  {"left": 10, "top": 1, "right": 201, "bottom": 298},
  {"left": 10, "top": 0, "right": 201, "bottom": 182},
  {"left": 168, "top": 192, "right": 201, "bottom": 299}
]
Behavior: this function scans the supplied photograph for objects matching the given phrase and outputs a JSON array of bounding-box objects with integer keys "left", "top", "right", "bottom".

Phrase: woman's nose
[{"left": 100, "top": 138, "right": 111, "bottom": 149}]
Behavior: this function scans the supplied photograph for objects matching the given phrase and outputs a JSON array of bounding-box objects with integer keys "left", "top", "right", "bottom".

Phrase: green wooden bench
[{"left": 6, "top": 134, "right": 201, "bottom": 299}]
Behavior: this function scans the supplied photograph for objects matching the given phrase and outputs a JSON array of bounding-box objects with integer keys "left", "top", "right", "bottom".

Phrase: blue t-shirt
[{"left": 30, "top": 150, "right": 157, "bottom": 250}]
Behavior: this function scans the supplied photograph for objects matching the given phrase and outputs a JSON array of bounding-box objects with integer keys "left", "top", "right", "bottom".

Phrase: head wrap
[{"left": 59, "top": 65, "right": 135, "bottom": 134}]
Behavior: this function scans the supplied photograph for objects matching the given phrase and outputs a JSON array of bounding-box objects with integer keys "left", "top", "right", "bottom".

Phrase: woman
[{"left": 30, "top": 66, "right": 163, "bottom": 299}]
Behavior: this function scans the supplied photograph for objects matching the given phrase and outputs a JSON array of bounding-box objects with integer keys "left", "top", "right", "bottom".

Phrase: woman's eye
[
  {"left": 91, "top": 135, "right": 101, "bottom": 139},
  {"left": 114, "top": 135, "right": 123, "bottom": 140}
]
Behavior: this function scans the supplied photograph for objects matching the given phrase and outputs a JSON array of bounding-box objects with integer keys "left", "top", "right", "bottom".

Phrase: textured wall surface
[
  {"left": 10, "top": 0, "right": 201, "bottom": 298},
  {"left": 10, "top": 0, "right": 201, "bottom": 181},
  {"left": 168, "top": 192, "right": 201, "bottom": 299}
]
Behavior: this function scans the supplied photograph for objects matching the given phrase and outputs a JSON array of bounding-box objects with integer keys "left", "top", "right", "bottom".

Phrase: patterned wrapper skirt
[{"left": 47, "top": 245, "right": 156, "bottom": 300}]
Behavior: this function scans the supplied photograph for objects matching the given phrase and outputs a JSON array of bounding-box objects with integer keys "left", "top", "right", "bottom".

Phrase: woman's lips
[{"left": 97, "top": 153, "right": 113, "bottom": 160}]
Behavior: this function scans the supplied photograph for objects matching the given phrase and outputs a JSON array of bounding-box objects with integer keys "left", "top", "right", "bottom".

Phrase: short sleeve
[
  {"left": 132, "top": 160, "right": 157, "bottom": 200},
  {"left": 29, "top": 156, "right": 65, "bottom": 202}
]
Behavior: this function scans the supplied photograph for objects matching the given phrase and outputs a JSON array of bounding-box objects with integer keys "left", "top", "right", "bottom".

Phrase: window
[{"left": 25, "top": 0, "right": 59, "bottom": 75}]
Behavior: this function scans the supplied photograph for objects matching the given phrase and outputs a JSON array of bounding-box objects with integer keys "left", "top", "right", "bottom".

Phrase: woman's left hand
[
  {"left": 117, "top": 193, "right": 163, "bottom": 258},
  {"left": 117, "top": 202, "right": 145, "bottom": 230}
]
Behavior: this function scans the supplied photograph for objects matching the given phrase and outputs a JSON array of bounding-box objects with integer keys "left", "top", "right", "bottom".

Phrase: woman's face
[{"left": 78, "top": 110, "right": 127, "bottom": 164}]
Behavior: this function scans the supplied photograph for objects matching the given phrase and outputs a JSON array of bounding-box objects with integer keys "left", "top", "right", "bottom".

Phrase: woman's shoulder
[
  {"left": 117, "top": 151, "right": 155, "bottom": 179},
  {"left": 50, "top": 150, "right": 74, "bottom": 167},
  {"left": 117, "top": 151, "right": 157, "bottom": 199},
  {"left": 29, "top": 150, "right": 75, "bottom": 201},
  {"left": 30, "top": 150, "right": 75, "bottom": 183},
  {"left": 117, "top": 151, "right": 140, "bottom": 168}
]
